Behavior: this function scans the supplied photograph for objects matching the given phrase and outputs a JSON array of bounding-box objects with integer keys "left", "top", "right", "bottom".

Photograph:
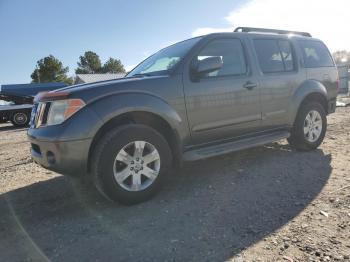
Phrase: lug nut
[{"left": 130, "top": 167, "right": 133, "bottom": 170}]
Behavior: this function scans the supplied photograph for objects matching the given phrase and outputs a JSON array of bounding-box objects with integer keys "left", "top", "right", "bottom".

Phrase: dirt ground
[{"left": 0, "top": 108, "right": 349, "bottom": 262}]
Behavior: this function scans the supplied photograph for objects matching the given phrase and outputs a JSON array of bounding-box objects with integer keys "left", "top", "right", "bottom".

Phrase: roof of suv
[
  {"left": 202, "top": 27, "right": 319, "bottom": 41},
  {"left": 234, "top": 27, "right": 311, "bottom": 37}
]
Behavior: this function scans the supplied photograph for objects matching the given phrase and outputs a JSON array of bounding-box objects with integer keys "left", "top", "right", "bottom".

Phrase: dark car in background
[
  {"left": 0, "top": 82, "right": 66, "bottom": 127},
  {"left": 28, "top": 27, "right": 338, "bottom": 204}
]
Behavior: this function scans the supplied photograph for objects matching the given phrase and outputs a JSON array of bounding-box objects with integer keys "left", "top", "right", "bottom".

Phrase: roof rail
[{"left": 234, "top": 27, "right": 312, "bottom": 37}]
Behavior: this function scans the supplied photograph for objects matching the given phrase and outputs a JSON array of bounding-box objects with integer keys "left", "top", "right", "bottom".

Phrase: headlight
[{"left": 46, "top": 99, "right": 86, "bottom": 126}]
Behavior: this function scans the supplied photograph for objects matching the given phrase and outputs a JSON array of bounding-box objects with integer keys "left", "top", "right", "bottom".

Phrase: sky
[{"left": 0, "top": 0, "right": 349, "bottom": 85}]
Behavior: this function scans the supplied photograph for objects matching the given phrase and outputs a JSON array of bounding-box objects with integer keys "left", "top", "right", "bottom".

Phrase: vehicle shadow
[{"left": 0, "top": 142, "right": 332, "bottom": 262}]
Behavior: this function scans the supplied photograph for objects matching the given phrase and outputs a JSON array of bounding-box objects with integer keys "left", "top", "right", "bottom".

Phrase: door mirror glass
[{"left": 195, "top": 56, "right": 223, "bottom": 75}]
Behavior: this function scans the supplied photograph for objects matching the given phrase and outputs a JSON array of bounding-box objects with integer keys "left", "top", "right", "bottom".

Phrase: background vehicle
[
  {"left": 28, "top": 27, "right": 338, "bottom": 204},
  {"left": 0, "top": 82, "right": 66, "bottom": 127}
]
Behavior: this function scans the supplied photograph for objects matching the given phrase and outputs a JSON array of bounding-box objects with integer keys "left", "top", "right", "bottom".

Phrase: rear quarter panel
[
  {"left": 287, "top": 38, "right": 338, "bottom": 125},
  {"left": 294, "top": 38, "right": 338, "bottom": 101},
  {"left": 305, "top": 67, "right": 338, "bottom": 100}
]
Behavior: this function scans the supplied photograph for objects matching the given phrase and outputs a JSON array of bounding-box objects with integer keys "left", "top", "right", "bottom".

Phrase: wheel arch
[
  {"left": 299, "top": 92, "right": 328, "bottom": 113},
  {"left": 289, "top": 80, "right": 329, "bottom": 126},
  {"left": 87, "top": 110, "right": 182, "bottom": 174}
]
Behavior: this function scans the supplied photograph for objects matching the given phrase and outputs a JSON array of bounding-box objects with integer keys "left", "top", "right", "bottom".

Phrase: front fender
[
  {"left": 288, "top": 80, "right": 328, "bottom": 125},
  {"left": 88, "top": 92, "right": 185, "bottom": 140}
]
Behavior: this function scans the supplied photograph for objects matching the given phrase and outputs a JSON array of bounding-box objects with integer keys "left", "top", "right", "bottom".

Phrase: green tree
[
  {"left": 101, "top": 58, "right": 126, "bottom": 73},
  {"left": 31, "top": 55, "right": 73, "bottom": 85},
  {"left": 75, "top": 51, "right": 102, "bottom": 74}
]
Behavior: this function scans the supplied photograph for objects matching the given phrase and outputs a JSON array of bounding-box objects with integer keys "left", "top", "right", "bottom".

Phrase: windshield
[{"left": 127, "top": 37, "right": 202, "bottom": 77}]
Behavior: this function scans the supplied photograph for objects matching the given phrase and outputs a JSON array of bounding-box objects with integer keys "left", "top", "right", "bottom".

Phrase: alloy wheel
[
  {"left": 303, "top": 110, "right": 322, "bottom": 143},
  {"left": 113, "top": 141, "right": 161, "bottom": 191}
]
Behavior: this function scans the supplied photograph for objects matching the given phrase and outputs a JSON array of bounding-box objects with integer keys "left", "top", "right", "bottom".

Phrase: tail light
[{"left": 336, "top": 73, "right": 340, "bottom": 93}]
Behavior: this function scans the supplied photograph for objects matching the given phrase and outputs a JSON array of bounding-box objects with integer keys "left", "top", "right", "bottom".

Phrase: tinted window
[
  {"left": 195, "top": 38, "right": 247, "bottom": 77},
  {"left": 254, "top": 39, "right": 295, "bottom": 73},
  {"left": 278, "top": 40, "right": 294, "bottom": 71},
  {"left": 299, "top": 40, "right": 334, "bottom": 68}
]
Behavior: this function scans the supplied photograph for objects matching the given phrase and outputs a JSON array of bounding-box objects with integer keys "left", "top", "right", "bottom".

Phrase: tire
[
  {"left": 11, "top": 112, "right": 30, "bottom": 127},
  {"left": 91, "top": 124, "right": 172, "bottom": 205},
  {"left": 288, "top": 102, "right": 327, "bottom": 151}
]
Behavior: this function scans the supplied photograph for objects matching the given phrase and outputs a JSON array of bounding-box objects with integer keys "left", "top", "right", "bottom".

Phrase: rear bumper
[
  {"left": 28, "top": 132, "right": 91, "bottom": 176},
  {"left": 328, "top": 98, "right": 336, "bottom": 114}
]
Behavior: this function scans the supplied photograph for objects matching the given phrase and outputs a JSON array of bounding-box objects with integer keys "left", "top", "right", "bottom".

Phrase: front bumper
[
  {"left": 27, "top": 105, "right": 102, "bottom": 176},
  {"left": 28, "top": 131, "right": 92, "bottom": 176}
]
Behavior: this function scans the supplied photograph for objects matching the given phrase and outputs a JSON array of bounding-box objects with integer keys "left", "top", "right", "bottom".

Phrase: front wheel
[
  {"left": 288, "top": 102, "right": 327, "bottom": 151},
  {"left": 91, "top": 124, "right": 172, "bottom": 205}
]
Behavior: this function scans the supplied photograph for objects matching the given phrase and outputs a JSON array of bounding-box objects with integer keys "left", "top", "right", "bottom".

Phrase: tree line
[
  {"left": 31, "top": 49, "right": 350, "bottom": 86},
  {"left": 31, "top": 51, "right": 126, "bottom": 85}
]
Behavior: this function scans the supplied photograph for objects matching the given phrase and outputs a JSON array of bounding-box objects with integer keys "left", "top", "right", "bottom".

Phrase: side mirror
[{"left": 195, "top": 56, "right": 223, "bottom": 76}]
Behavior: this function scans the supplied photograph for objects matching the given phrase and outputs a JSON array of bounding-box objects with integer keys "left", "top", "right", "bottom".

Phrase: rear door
[
  {"left": 183, "top": 37, "right": 261, "bottom": 145},
  {"left": 252, "top": 37, "right": 305, "bottom": 129}
]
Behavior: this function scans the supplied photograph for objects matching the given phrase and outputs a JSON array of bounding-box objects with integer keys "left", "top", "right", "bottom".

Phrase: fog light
[{"left": 46, "top": 151, "right": 56, "bottom": 165}]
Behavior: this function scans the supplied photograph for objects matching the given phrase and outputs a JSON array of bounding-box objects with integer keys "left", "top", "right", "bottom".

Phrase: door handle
[
  {"left": 323, "top": 74, "right": 330, "bottom": 81},
  {"left": 243, "top": 81, "right": 257, "bottom": 90}
]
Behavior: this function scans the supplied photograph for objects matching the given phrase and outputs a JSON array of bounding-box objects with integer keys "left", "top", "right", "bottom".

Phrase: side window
[
  {"left": 278, "top": 40, "right": 294, "bottom": 71},
  {"left": 254, "top": 39, "right": 295, "bottom": 73},
  {"left": 195, "top": 38, "right": 247, "bottom": 77},
  {"left": 298, "top": 40, "right": 334, "bottom": 68},
  {"left": 254, "top": 40, "right": 284, "bottom": 73}
]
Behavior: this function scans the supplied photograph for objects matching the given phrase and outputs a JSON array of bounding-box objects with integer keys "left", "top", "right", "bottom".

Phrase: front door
[{"left": 183, "top": 37, "right": 261, "bottom": 145}]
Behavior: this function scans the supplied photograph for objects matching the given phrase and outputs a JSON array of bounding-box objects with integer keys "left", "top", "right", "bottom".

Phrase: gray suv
[{"left": 28, "top": 27, "right": 338, "bottom": 204}]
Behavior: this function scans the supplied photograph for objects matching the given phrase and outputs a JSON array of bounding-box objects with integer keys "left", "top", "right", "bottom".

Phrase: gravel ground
[{"left": 0, "top": 108, "right": 349, "bottom": 262}]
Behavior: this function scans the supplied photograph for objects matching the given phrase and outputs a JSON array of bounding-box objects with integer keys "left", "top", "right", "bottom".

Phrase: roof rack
[{"left": 234, "top": 27, "right": 312, "bottom": 37}]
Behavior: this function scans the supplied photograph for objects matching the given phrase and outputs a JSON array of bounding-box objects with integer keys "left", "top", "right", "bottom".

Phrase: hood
[
  {"left": 52, "top": 75, "right": 167, "bottom": 94},
  {"left": 42, "top": 75, "right": 171, "bottom": 104}
]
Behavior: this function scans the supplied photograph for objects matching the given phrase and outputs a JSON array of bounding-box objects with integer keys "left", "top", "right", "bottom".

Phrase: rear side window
[
  {"left": 298, "top": 40, "right": 334, "bottom": 68},
  {"left": 278, "top": 40, "right": 294, "bottom": 71},
  {"left": 254, "top": 39, "right": 295, "bottom": 73},
  {"left": 195, "top": 38, "right": 247, "bottom": 77}
]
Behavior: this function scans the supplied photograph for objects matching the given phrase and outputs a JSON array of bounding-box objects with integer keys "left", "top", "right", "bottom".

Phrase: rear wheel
[
  {"left": 11, "top": 112, "right": 30, "bottom": 127},
  {"left": 91, "top": 124, "right": 172, "bottom": 205},
  {"left": 288, "top": 102, "right": 327, "bottom": 151}
]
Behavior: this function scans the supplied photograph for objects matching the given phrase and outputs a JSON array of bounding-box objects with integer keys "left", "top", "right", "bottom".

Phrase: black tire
[
  {"left": 288, "top": 102, "right": 327, "bottom": 151},
  {"left": 11, "top": 112, "right": 30, "bottom": 127},
  {"left": 91, "top": 124, "right": 172, "bottom": 205}
]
